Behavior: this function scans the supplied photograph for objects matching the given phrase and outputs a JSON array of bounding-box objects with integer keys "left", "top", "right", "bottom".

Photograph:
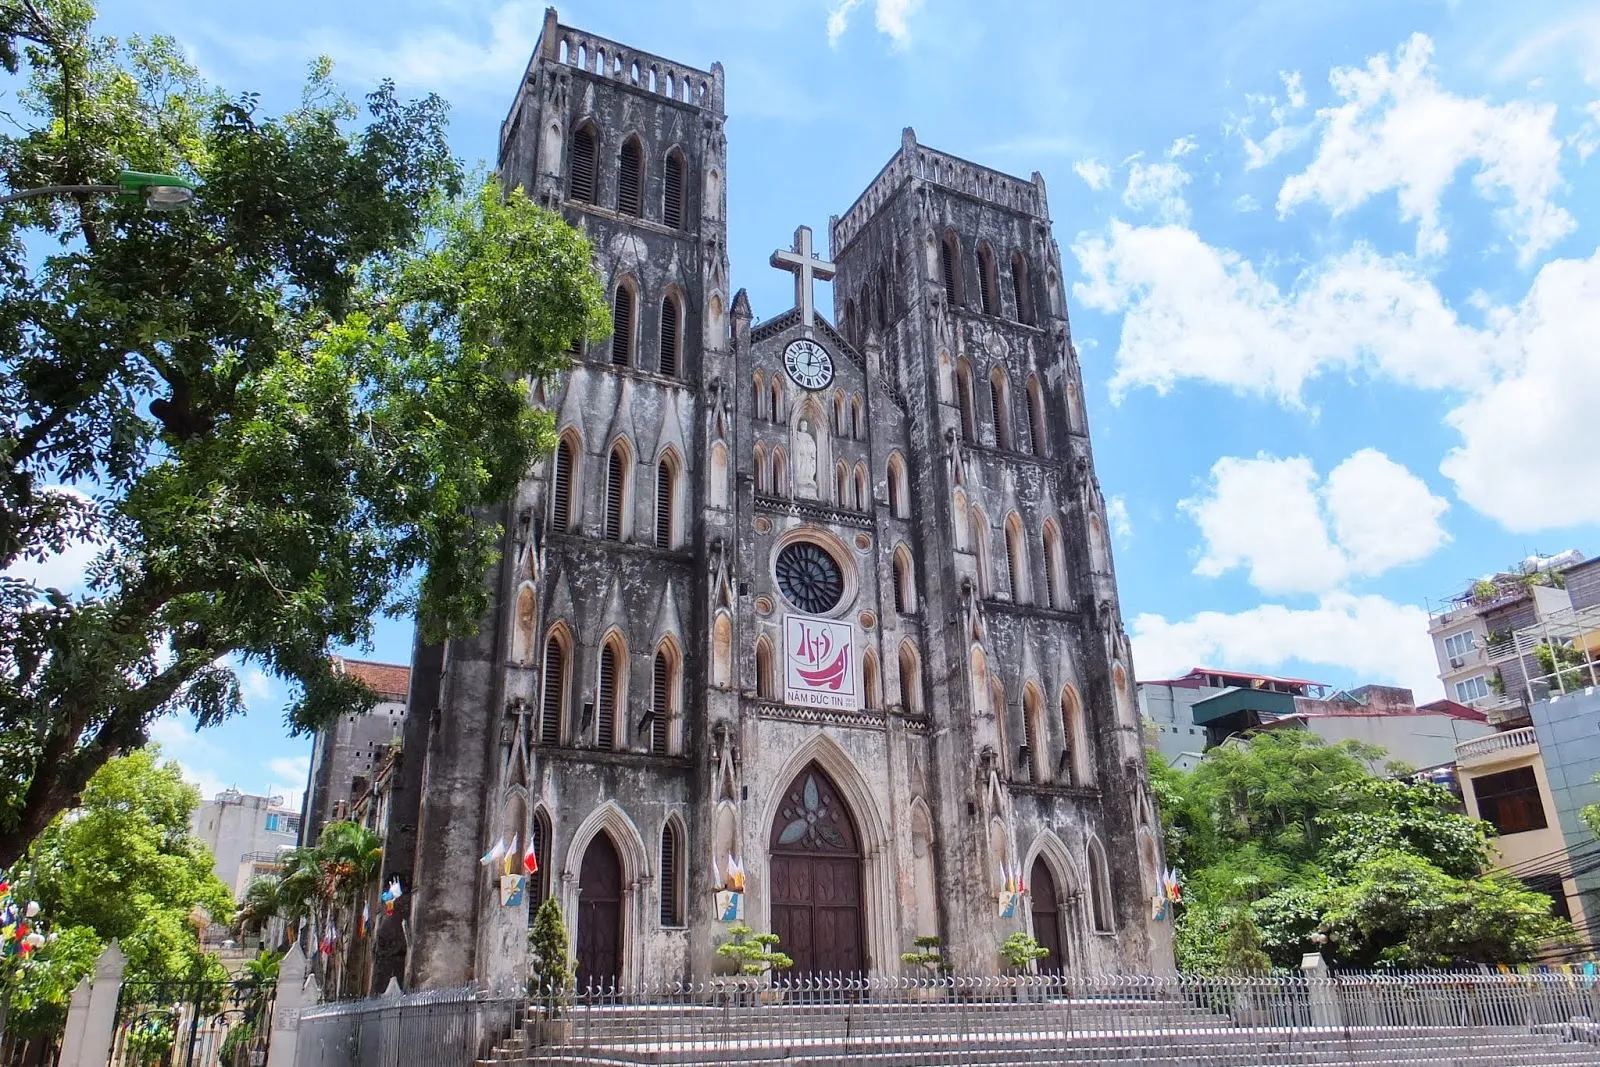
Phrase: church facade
[{"left": 380, "top": 9, "right": 1173, "bottom": 994}]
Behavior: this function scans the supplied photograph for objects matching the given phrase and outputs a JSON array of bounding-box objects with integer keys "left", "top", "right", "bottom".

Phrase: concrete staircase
[{"left": 480, "top": 997, "right": 1600, "bottom": 1066}]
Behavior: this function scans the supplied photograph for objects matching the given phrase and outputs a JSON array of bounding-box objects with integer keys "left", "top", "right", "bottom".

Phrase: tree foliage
[
  {"left": 0, "top": 0, "right": 610, "bottom": 866},
  {"left": 1159, "top": 731, "right": 1569, "bottom": 971},
  {"left": 3, "top": 748, "right": 233, "bottom": 1036}
]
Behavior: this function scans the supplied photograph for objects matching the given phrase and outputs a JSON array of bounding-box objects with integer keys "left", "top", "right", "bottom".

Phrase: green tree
[
  {"left": 527, "top": 898, "right": 571, "bottom": 1014},
  {"left": 0, "top": 0, "right": 610, "bottom": 867},
  {"left": 3, "top": 749, "right": 233, "bottom": 1037},
  {"left": 716, "top": 925, "right": 793, "bottom": 978},
  {"left": 1161, "top": 731, "right": 1569, "bottom": 970}
]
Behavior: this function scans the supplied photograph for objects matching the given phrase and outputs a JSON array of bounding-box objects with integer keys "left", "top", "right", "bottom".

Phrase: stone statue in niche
[{"left": 793, "top": 419, "right": 819, "bottom": 498}]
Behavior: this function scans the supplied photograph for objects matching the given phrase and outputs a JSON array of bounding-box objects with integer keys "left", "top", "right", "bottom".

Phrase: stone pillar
[
  {"left": 1301, "top": 951, "right": 1342, "bottom": 1029},
  {"left": 66, "top": 940, "right": 125, "bottom": 1067},
  {"left": 55, "top": 976, "right": 92, "bottom": 1067},
  {"left": 266, "top": 944, "right": 316, "bottom": 1067}
]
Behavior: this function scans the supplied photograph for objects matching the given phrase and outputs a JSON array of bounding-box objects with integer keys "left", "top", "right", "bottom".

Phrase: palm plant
[
  {"left": 235, "top": 876, "right": 283, "bottom": 944},
  {"left": 271, "top": 821, "right": 383, "bottom": 995}
]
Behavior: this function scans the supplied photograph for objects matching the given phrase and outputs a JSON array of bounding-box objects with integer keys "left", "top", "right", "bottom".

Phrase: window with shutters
[
  {"left": 569, "top": 125, "right": 598, "bottom": 204},
  {"left": 1023, "top": 686, "right": 1046, "bottom": 782},
  {"left": 977, "top": 243, "right": 998, "bottom": 315},
  {"left": 887, "top": 453, "right": 908, "bottom": 518},
  {"left": 854, "top": 464, "right": 868, "bottom": 512},
  {"left": 663, "top": 149, "right": 685, "bottom": 229},
  {"left": 1005, "top": 515, "right": 1026, "bottom": 602},
  {"left": 1043, "top": 521, "right": 1065, "bottom": 610},
  {"left": 598, "top": 637, "right": 623, "bottom": 749},
  {"left": 551, "top": 435, "right": 577, "bottom": 532},
  {"left": 940, "top": 232, "right": 961, "bottom": 304},
  {"left": 659, "top": 820, "right": 683, "bottom": 925},
  {"left": 972, "top": 508, "right": 993, "bottom": 597},
  {"left": 1061, "top": 686, "right": 1087, "bottom": 786},
  {"left": 1026, "top": 376, "right": 1045, "bottom": 457},
  {"left": 955, "top": 362, "right": 975, "bottom": 441},
  {"left": 650, "top": 647, "right": 674, "bottom": 755},
  {"left": 604, "top": 445, "right": 627, "bottom": 541},
  {"left": 659, "top": 293, "right": 680, "bottom": 377},
  {"left": 989, "top": 369, "right": 1012, "bottom": 449},
  {"left": 611, "top": 282, "right": 636, "bottom": 366},
  {"left": 898, "top": 641, "right": 922, "bottom": 713},
  {"left": 539, "top": 633, "right": 567, "bottom": 745},
  {"left": 655, "top": 455, "right": 676, "bottom": 548},
  {"left": 617, "top": 137, "right": 644, "bottom": 216},
  {"left": 1011, "top": 251, "right": 1033, "bottom": 324},
  {"left": 893, "top": 547, "right": 914, "bottom": 615}
]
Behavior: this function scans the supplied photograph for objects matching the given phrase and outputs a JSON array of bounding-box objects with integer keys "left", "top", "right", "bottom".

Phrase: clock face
[{"left": 783, "top": 338, "right": 834, "bottom": 391}]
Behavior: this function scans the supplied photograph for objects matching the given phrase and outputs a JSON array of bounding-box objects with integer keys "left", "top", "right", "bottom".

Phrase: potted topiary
[
  {"left": 716, "top": 923, "right": 793, "bottom": 1002},
  {"left": 900, "top": 935, "right": 947, "bottom": 1000},
  {"left": 528, "top": 898, "right": 573, "bottom": 1045},
  {"left": 1000, "top": 933, "right": 1049, "bottom": 1002}
]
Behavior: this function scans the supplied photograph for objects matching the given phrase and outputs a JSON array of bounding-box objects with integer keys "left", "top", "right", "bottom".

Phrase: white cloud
[
  {"left": 1440, "top": 247, "right": 1600, "bottom": 530},
  {"left": 1234, "top": 193, "right": 1260, "bottom": 212},
  {"left": 1238, "top": 71, "right": 1311, "bottom": 170},
  {"left": 1, "top": 486, "right": 99, "bottom": 594},
  {"left": 1122, "top": 161, "right": 1191, "bottom": 224},
  {"left": 266, "top": 755, "right": 311, "bottom": 813},
  {"left": 1166, "top": 135, "right": 1197, "bottom": 159},
  {"left": 150, "top": 714, "right": 231, "bottom": 803},
  {"left": 1107, "top": 495, "right": 1132, "bottom": 540},
  {"left": 1131, "top": 593, "right": 1441, "bottom": 699},
  {"left": 1074, "top": 222, "right": 1500, "bottom": 405},
  {"left": 1279, "top": 34, "right": 1575, "bottom": 264},
  {"left": 1181, "top": 450, "right": 1449, "bottom": 595},
  {"left": 1073, "top": 159, "right": 1112, "bottom": 190},
  {"left": 827, "top": 0, "right": 922, "bottom": 47},
  {"left": 1571, "top": 101, "right": 1600, "bottom": 161}
]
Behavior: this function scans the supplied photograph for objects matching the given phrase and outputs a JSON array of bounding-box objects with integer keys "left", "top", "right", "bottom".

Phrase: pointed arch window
[
  {"left": 530, "top": 808, "right": 553, "bottom": 904},
  {"left": 1011, "top": 251, "right": 1033, "bottom": 324},
  {"left": 617, "top": 137, "right": 644, "bottom": 216},
  {"left": 569, "top": 124, "right": 598, "bottom": 203},
  {"left": 598, "top": 636, "right": 624, "bottom": 749},
  {"left": 898, "top": 641, "right": 923, "bottom": 713},
  {"left": 1043, "top": 521, "right": 1065, "bottom": 610},
  {"left": 1005, "top": 514, "right": 1028, "bottom": 603},
  {"left": 654, "top": 454, "right": 677, "bottom": 548},
  {"left": 771, "top": 378, "right": 785, "bottom": 422},
  {"left": 893, "top": 547, "right": 915, "bottom": 615},
  {"left": 1088, "top": 839, "right": 1114, "bottom": 932},
  {"left": 977, "top": 243, "right": 999, "bottom": 315},
  {"left": 755, "top": 636, "right": 776, "bottom": 699},
  {"left": 659, "top": 820, "right": 683, "bottom": 924},
  {"left": 552, "top": 435, "right": 577, "bottom": 533},
  {"left": 539, "top": 632, "right": 567, "bottom": 745},
  {"left": 887, "top": 453, "right": 908, "bottom": 519},
  {"left": 955, "top": 361, "right": 976, "bottom": 442},
  {"left": 854, "top": 463, "right": 868, "bottom": 512},
  {"left": 753, "top": 372, "right": 767, "bottom": 420},
  {"left": 1023, "top": 686, "right": 1046, "bottom": 782},
  {"left": 753, "top": 443, "right": 768, "bottom": 494},
  {"left": 650, "top": 645, "right": 674, "bottom": 755},
  {"left": 604, "top": 444, "right": 628, "bottom": 542},
  {"left": 972, "top": 509, "right": 993, "bottom": 597},
  {"left": 1026, "top": 375, "right": 1045, "bottom": 457},
  {"left": 989, "top": 369, "right": 1013, "bottom": 450},
  {"left": 863, "top": 650, "right": 882, "bottom": 711},
  {"left": 659, "top": 293, "right": 681, "bottom": 378},
  {"left": 772, "top": 448, "right": 787, "bottom": 498},
  {"left": 939, "top": 232, "right": 961, "bottom": 305},
  {"left": 833, "top": 391, "right": 847, "bottom": 436},
  {"left": 663, "top": 148, "right": 686, "bottom": 228},
  {"left": 851, "top": 396, "right": 864, "bottom": 440},
  {"left": 611, "top": 282, "right": 636, "bottom": 366},
  {"left": 835, "top": 461, "right": 849, "bottom": 507},
  {"left": 1061, "top": 685, "right": 1087, "bottom": 786}
]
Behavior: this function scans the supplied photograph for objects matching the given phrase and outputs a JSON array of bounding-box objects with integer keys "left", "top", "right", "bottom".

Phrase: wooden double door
[
  {"left": 1030, "top": 858, "right": 1067, "bottom": 975},
  {"left": 768, "top": 764, "right": 866, "bottom": 979},
  {"left": 575, "top": 832, "right": 622, "bottom": 989}
]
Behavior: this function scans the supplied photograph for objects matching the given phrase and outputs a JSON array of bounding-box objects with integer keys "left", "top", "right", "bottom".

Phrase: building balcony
[{"left": 1455, "top": 726, "right": 1539, "bottom": 767}]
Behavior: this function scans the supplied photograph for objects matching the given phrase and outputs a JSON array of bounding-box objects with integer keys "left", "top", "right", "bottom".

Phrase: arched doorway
[
  {"left": 576, "top": 832, "right": 623, "bottom": 988},
  {"left": 769, "top": 762, "right": 865, "bottom": 978},
  {"left": 1030, "top": 857, "right": 1066, "bottom": 975}
]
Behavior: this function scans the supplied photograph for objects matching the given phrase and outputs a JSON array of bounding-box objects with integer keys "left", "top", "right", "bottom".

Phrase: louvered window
[
  {"left": 956, "top": 372, "right": 974, "bottom": 442},
  {"left": 552, "top": 439, "right": 575, "bottom": 532},
  {"left": 651, "top": 651, "right": 671, "bottom": 755},
  {"left": 893, "top": 557, "right": 909, "bottom": 615},
  {"left": 655, "top": 460, "right": 673, "bottom": 548},
  {"left": 598, "top": 643, "right": 619, "bottom": 748},
  {"left": 663, "top": 152, "right": 685, "bottom": 228},
  {"left": 1023, "top": 701, "right": 1041, "bottom": 781},
  {"left": 1012, "top": 252, "right": 1033, "bottom": 324},
  {"left": 978, "top": 246, "right": 998, "bottom": 315},
  {"left": 618, "top": 139, "right": 643, "bottom": 216},
  {"left": 1026, "top": 384, "right": 1044, "bottom": 457},
  {"left": 570, "top": 126, "right": 598, "bottom": 203},
  {"left": 659, "top": 294, "right": 679, "bottom": 377},
  {"left": 540, "top": 639, "right": 564, "bottom": 745},
  {"left": 998, "top": 532, "right": 1014, "bottom": 600},
  {"left": 604, "top": 449, "right": 625, "bottom": 541},
  {"left": 1006, "top": 529, "right": 1022, "bottom": 601},
  {"left": 611, "top": 286, "right": 634, "bottom": 366},
  {"left": 659, "top": 823, "right": 681, "bottom": 924},
  {"left": 989, "top": 378, "right": 1008, "bottom": 449},
  {"left": 531, "top": 811, "right": 551, "bottom": 904},
  {"left": 940, "top": 235, "right": 959, "bottom": 304}
]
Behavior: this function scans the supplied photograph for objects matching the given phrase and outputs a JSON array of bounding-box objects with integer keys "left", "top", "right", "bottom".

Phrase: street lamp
[{"left": 0, "top": 168, "right": 197, "bottom": 210}]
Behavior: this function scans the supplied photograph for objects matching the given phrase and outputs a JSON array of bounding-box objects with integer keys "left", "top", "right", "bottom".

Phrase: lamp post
[{"left": 0, "top": 169, "right": 197, "bottom": 210}]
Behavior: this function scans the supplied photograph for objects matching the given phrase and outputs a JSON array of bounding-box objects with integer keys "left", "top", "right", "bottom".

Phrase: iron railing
[{"left": 296, "top": 971, "right": 1600, "bottom": 1066}]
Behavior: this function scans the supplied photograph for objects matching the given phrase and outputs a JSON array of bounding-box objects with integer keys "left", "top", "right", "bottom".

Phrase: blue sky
[{"left": 14, "top": 0, "right": 1600, "bottom": 804}]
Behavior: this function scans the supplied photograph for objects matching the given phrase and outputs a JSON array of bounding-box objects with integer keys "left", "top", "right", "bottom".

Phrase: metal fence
[{"left": 298, "top": 971, "right": 1600, "bottom": 1067}]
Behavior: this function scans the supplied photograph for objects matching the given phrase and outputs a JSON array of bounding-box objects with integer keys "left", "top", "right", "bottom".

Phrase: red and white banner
[{"left": 784, "top": 614, "right": 857, "bottom": 709}]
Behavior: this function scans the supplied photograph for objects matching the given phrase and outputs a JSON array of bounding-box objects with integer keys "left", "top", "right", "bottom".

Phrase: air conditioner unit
[{"left": 1450, "top": 656, "right": 1465, "bottom": 668}]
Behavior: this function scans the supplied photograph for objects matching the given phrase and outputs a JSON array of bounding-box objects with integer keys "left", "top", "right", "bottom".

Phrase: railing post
[
  {"left": 62, "top": 940, "right": 124, "bottom": 1067},
  {"left": 266, "top": 945, "right": 315, "bottom": 1067},
  {"left": 1301, "top": 953, "right": 1342, "bottom": 1030}
]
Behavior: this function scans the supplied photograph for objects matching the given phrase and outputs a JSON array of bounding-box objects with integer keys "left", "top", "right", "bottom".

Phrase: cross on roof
[{"left": 769, "top": 225, "right": 836, "bottom": 329}]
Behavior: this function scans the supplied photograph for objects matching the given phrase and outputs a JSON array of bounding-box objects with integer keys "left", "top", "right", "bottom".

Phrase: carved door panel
[
  {"left": 769, "top": 764, "right": 865, "bottom": 979},
  {"left": 576, "top": 833, "right": 623, "bottom": 989},
  {"left": 1030, "top": 858, "right": 1065, "bottom": 975}
]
